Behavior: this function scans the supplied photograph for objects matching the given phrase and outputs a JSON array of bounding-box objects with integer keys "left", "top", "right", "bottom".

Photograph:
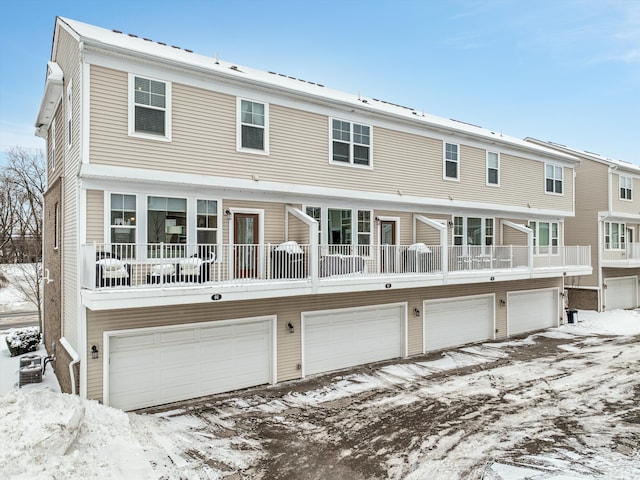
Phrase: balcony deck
[{"left": 81, "top": 243, "right": 592, "bottom": 310}]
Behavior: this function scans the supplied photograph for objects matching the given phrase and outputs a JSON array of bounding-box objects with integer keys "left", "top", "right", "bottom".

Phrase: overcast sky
[{"left": 1, "top": 0, "right": 639, "bottom": 164}]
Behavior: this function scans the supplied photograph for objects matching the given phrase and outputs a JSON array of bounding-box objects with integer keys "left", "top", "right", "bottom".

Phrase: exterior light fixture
[
  {"left": 287, "top": 322, "right": 295, "bottom": 333},
  {"left": 91, "top": 345, "right": 99, "bottom": 359}
]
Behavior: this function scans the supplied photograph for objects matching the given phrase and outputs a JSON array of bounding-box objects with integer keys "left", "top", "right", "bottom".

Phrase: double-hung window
[
  {"left": 545, "top": 164, "right": 563, "bottom": 194},
  {"left": 530, "top": 221, "right": 559, "bottom": 254},
  {"left": 620, "top": 176, "right": 632, "bottom": 200},
  {"left": 605, "top": 222, "right": 626, "bottom": 250},
  {"left": 130, "top": 74, "right": 171, "bottom": 140},
  {"left": 238, "top": 99, "right": 268, "bottom": 153},
  {"left": 197, "top": 199, "right": 218, "bottom": 259},
  {"left": 331, "top": 119, "right": 371, "bottom": 166},
  {"left": 444, "top": 142, "right": 459, "bottom": 180},
  {"left": 110, "top": 193, "right": 137, "bottom": 258},
  {"left": 487, "top": 152, "right": 499, "bottom": 185}
]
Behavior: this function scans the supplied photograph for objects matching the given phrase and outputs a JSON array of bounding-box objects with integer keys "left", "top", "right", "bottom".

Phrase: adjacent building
[
  {"left": 527, "top": 138, "right": 640, "bottom": 312},
  {"left": 36, "top": 17, "right": 591, "bottom": 411}
]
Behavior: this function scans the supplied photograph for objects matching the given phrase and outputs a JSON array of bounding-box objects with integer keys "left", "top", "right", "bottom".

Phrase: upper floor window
[
  {"left": 66, "top": 80, "right": 72, "bottom": 147},
  {"left": 238, "top": 99, "right": 268, "bottom": 153},
  {"left": 444, "top": 142, "right": 459, "bottom": 180},
  {"left": 605, "top": 222, "right": 626, "bottom": 250},
  {"left": 620, "top": 176, "right": 632, "bottom": 200},
  {"left": 487, "top": 152, "right": 499, "bottom": 185},
  {"left": 129, "top": 74, "right": 171, "bottom": 140},
  {"left": 530, "top": 221, "right": 559, "bottom": 254},
  {"left": 545, "top": 164, "right": 563, "bottom": 194},
  {"left": 331, "top": 119, "right": 371, "bottom": 167}
]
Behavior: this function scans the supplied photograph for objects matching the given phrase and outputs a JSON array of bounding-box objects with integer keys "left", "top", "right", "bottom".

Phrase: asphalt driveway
[{"left": 130, "top": 318, "right": 640, "bottom": 479}]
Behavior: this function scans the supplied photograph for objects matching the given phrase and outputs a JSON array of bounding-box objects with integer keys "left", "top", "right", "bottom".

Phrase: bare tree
[{"left": 0, "top": 147, "right": 45, "bottom": 320}]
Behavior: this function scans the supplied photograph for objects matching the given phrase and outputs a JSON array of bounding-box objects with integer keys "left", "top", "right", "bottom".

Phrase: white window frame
[
  {"left": 443, "top": 142, "right": 459, "bottom": 181},
  {"left": 486, "top": 151, "right": 499, "bottom": 186},
  {"left": 66, "top": 80, "right": 72, "bottom": 148},
  {"left": 329, "top": 118, "right": 372, "bottom": 168},
  {"left": 237, "top": 98, "right": 269, "bottom": 154},
  {"left": 305, "top": 206, "right": 322, "bottom": 245},
  {"left": 545, "top": 164, "right": 563, "bottom": 195},
  {"left": 452, "top": 216, "right": 494, "bottom": 249},
  {"left": 53, "top": 202, "right": 60, "bottom": 250},
  {"left": 108, "top": 193, "right": 138, "bottom": 258},
  {"left": 605, "top": 221, "right": 626, "bottom": 250},
  {"left": 308, "top": 205, "right": 373, "bottom": 257},
  {"left": 530, "top": 221, "right": 560, "bottom": 255},
  {"left": 619, "top": 175, "right": 632, "bottom": 201},
  {"left": 196, "top": 198, "right": 220, "bottom": 249},
  {"left": 128, "top": 73, "right": 172, "bottom": 142}
]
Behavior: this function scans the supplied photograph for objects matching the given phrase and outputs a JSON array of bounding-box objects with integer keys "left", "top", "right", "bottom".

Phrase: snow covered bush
[{"left": 5, "top": 327, "right": 41, "bottom": 357}]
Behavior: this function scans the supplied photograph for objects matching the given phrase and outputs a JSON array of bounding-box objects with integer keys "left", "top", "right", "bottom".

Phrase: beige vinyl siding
[
  {"left": 88, "top": 66, "right": 572, "bottom": 214},
  {"left": 565, "top": 160, "right": 609, "bottom": 288},
  {"left": 502, "top": 221, "right": 529, "bottom": 246},
  {"left": 611, "top": 173, "right": 640, "bottom": 214},
  {"left": 374, "top": 210, "right": 415, "bottom": 245},
  {"left": 223, "top": 200, "right": 287, "bottom": 244},
  {"left": 54, "top": 27, "right": 82, "bottom": 349},
  {"left": 86, "top": 277, "right": 561, "bottom": 402},
  {"left": 86, "top": 190, "right": 104, "bottom": 243}
]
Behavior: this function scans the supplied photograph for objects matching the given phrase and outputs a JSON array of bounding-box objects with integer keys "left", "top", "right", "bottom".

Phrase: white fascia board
[
  {"left": 598, "top": 211, "right": 640, "bottom": 222},
  {"left": 35, "top": 61, "right": 64, "bottom": 136},
  {"left": 79, "top": 163, "right": 574, "bottom": 219}
]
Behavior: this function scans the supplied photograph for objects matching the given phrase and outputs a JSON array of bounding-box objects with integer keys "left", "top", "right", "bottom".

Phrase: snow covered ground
[
  {"left": 1, "top": 262, "right": 639, "bottom": 479},
  {"left": 0, "top": 263, "right": 37, "bottom": 313},
  {"left": 0, "top": 309, "right": 638, "bottom": 479}
]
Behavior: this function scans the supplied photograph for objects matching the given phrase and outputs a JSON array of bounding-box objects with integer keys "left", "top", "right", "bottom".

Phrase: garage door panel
[
  {"left": 159, "top": 329, "right": 196, "bottom": 344},
  {"left": 508, "top": 289, "right": 557, "bottom": 336},
  {"left": 304, "top": 305, "right": 403, "bottom": 377},
  {"left": 424, "top": 296, "right": 494, "bottom": 352},
  {"left": 109, "top": 318, "right": 273, "bottom": 411},
  {"left": 605, "top": 277, "right": 637, "bottom": 311}
]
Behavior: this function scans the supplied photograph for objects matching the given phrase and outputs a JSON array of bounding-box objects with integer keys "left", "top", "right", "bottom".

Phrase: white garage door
[
  {"left": 423, "top": 295, "right": 494, "bottom": 352},
  {"left": 508, "top": 288, "right": 558, "bottom": 336},
  {"left": 604, "top": 276, "right": 638, "bottom": 311},
  {"left": 107, "top": 317, "right": 273, "bottom": 411},
  {"left": 303, "top": 304, "right": 404, "bottom": 376}
]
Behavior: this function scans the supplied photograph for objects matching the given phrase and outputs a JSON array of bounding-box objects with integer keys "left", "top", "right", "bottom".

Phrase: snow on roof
[
  {"left": 57, "top": 17, "right": 577, "bottom": 163},
  {"left": 526, "top": 137, "right": 640, "bottom": 172}
]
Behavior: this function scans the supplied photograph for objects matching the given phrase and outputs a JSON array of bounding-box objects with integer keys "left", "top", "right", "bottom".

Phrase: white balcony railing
[
  {"left": 81, "top": 242, "right": 591, "bottom": 290},
  {"left": 602, "top": 242, "right": 640, "bottom": 263}
]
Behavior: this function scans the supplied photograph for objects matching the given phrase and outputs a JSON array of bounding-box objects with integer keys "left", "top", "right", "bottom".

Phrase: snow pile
[
  {"left": 560, "top": 308, "right": 640, "bottom": 336},
  {"left": 0, "top": 390, "right": 154, "bottom": 479}
]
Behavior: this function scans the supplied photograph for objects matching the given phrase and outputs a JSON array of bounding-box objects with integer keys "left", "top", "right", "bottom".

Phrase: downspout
[{"left": 59, "top": 337, "right": 80, "bottom": 395}]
